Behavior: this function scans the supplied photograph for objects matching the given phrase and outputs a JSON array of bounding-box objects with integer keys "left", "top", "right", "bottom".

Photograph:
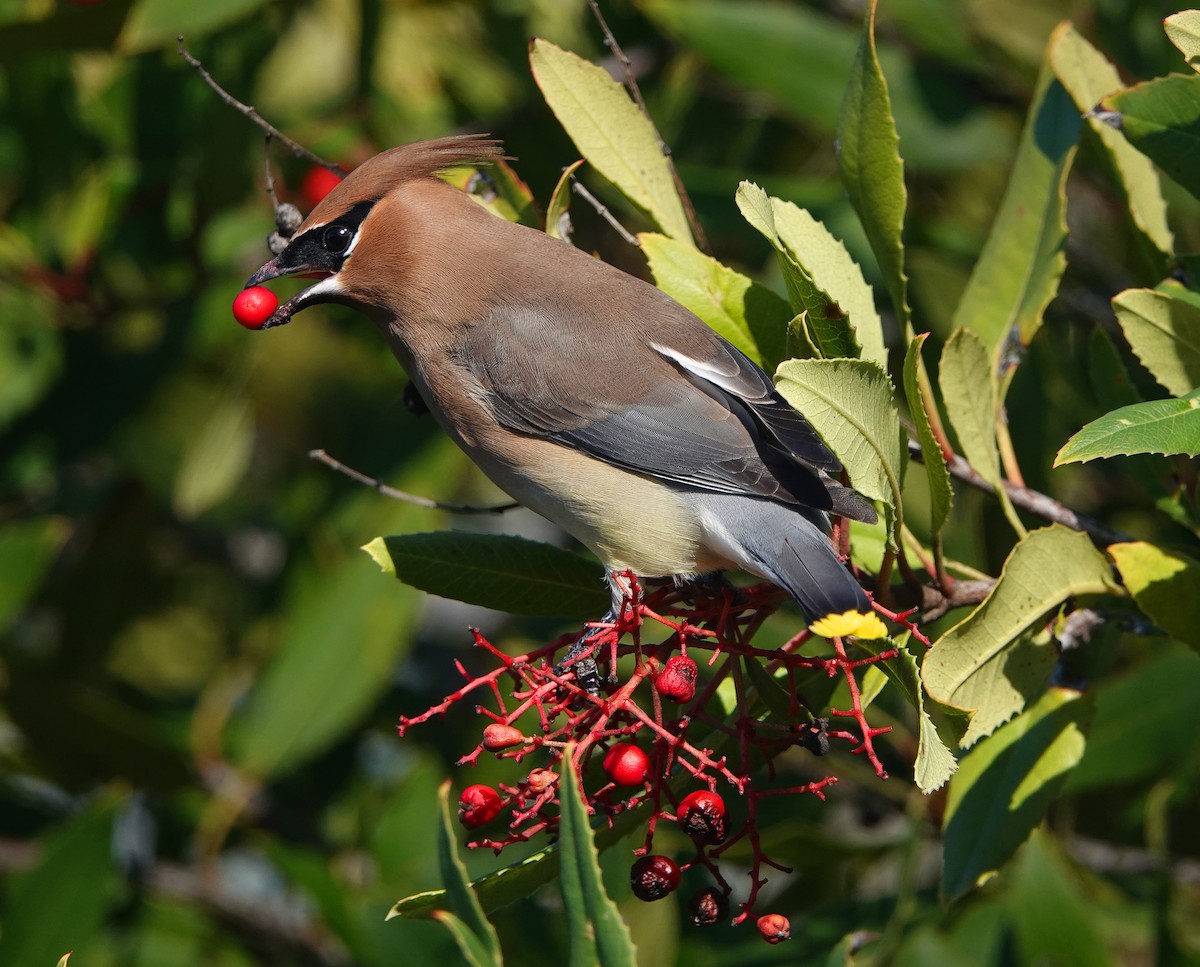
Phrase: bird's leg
[{"left": 556, "top": 573, "right": 631, "bottom": 695}]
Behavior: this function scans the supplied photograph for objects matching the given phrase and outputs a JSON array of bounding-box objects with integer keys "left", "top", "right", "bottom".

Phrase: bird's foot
[{"left": 555, "top": 609, "right": 616, "bottom": 697}]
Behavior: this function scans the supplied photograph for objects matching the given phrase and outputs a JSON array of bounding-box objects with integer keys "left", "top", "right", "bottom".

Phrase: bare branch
[
  {"left": 585, "top": 0, "right": 709, "bottom": 252},
  {"left": 570, "top": 175, "right": 641, "bottom": 248},
  {"left": 176, "top": 36, "right": 345, "bottom": 175},
  {"left": 308, "top": 449, "right": 519, "bottom": 515}
]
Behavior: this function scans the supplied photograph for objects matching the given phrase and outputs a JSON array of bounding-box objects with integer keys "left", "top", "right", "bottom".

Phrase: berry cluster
[{"left": 400, "top": 573, "right": 909, "bottom": 940}]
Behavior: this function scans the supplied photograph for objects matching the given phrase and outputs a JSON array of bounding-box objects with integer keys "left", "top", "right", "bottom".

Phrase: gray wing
[{"left": 456, "top": 304, "right": 876, "bottom": 522}]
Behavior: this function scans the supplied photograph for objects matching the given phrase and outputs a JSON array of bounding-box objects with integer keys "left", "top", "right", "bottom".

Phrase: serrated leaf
[
  {"left": 559, "top": 752, "right": 638, "bottom": 967},
  {"left": 1051, "top": 24, "right": 1173, "bottom": 256},
  {"left": 922, "top": 525, "right": 1121, "bottom": 747},
  {"left": 942, "top": 687, "right": 1090, "bottom": 901},
  {"left": 1112, "top": 287, "right": 1200, "bottom": 397},
  {"left": 432, "top": 782, "right": 502, "bottom": 967},
  {"left": 736, "top": 182, "right": 884, "bottom": 367},
  {"left": 1055, "top": 390, "right": 1200, "bottom": 465},
  {"left": 1101, "top": 73, "right": 1200, "bottom": 203},
  {"left": 365, "top": 532, "right": 607, "bottom": 620},
  {"left": 1166, "top": 10, "right": 1200, "bottom": 72},
  {"left": 640, "top": 232, "right": 789, "bottom": 370},
  {"left": 903, "top": 334, "right": 952, "bottom": 534},
  {"left": 838, "top": 0, "right": 910, "bottom": 331},
  {"left": 939, "top": 327, "right": 1001, "bottom": 488},
  {"left": 173, "top": 394, "right": 254, "bottom": 518},
  {"left": 546, "top": 159, "right": 585, "bottom": 241},
  {"left": 775, "top": 358, "right": 902, "bottom": 546},
  {"left": 859, "top": 635, "right": 957, "bottom": 793},
  {"left": 1109, "top": 541, "right": 1200, "bottom": 649},
  {"left": 530, "top": 39, "right": 692, "bottom": 242},
  {"left": 952, "top": 46, "right": 1079, "bottom": 358}
]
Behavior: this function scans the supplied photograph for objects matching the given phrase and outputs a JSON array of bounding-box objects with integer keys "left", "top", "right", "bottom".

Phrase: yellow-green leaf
[
  {"left": 903, "top": 334, "right": 952, "bottom": 534},
  {"left": 1165, "top": 10, "right": 1200, "bottom": 73},
  {"left": 1112, "top": 287, "right": 1200, "bottom": 397},
  {"left": 530, "top": 39, "right": 692, "bottom": 242},
  {"left": 1109, "top": 541, "right": 1200, "bottom": 649}
]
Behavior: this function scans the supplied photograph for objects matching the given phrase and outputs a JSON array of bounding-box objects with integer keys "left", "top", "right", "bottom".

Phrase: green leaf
[
  {"left": 736, "top": 182, "right": 884, "bottom": 368},
  {"left": 1101, "top": 73, "right": 1200, "bottom": 203},
  {"left": 1165, "top": 10, "right": 1200, "bottom": 72},
  {"left": 0, "top": 285, "right": 62, "bottom": 432},
  {"left": 1050, "top": 23, "right": 1173, "bottom": 256},
  {"left": 1055, "top": 390, "right": 1200, "bottom": 465},
  {"left": 529, "top": 39, "right": 692, "bottom": 242},
  {"left": 922, "top": 525, "right": 1121, "bottom": 747},
  {"left": 442, "top": 159, "right": 540, "bottom": 229},
  {"left": 775, "top": 357, "right": 902, "bottom": 546},
  {"left": 939, "top": 328, "right": 1002, "bottom": 490},
  {"left": 230, "top": 553, "right": 417, "bottom": 778},
  {"left": 0, "top": 791, "right": 122, "bottom": 967},
  {"left": 558, "top": 751, "right": 638, "bottom": 967},
  {"left": 1109, "top": 541, "right": 1200, "bottom": 649},
  {"left": 432, "top": 782, "right": 503, "bottom": 967},
  {"left": 640, "top": 231, "right": 790, "bottom": 370},
  {"left": 364, "top": 532, "right": 607, "bottom": 620},
  {"left": 0, "top": 515, "right": 70, "bottom": 636},
  {"left": 941, "top": 687, "right": 1090, "bottom": 901},
  {"left": 903, "top": 334, "right": 952, "bottom": 534},
  {"left": 546, "top": 159, "right": 585, "bottom": 241},
  {"left": 1112, "top": 287, "right": 1200, "bottom": 397},
  {"left": 119, "top": 0, "right": 269, "bottom": 53},
  {"left": 838, "top": 0, "right": 910, "bottom": 330},
  {"left": 859, "top": 635, "right": 957, "bottom": 793},
  {"left": 951, "top": 45, "right": 1079, "bottom": 358},
  {"left": 172, "top": 394, "right": 254, "bottom": 518}
]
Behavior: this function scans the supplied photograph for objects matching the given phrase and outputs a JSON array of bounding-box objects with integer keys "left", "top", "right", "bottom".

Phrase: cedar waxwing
[{"left": 244, "top": 135, "right": 877, "bottom": 626}]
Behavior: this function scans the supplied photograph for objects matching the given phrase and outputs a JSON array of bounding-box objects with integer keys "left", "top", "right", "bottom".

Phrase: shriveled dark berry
[
  {"left": 656, "top": 654, "right": 698, "bottom": 703},
  {"left": 799, "top": 717, "right": 829, "bottom": 756},
  {"left": 677, "top": 790, "right": 727, "bottom": 845},
  {"left": 687, "top": 887, "right": 728, "bottom": 927},
  {"left": 630, "top": 854, "right": 680, "bottom": 902}
]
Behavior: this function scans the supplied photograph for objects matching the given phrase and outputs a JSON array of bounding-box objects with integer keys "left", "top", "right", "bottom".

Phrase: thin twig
[
  {"left": 176, "top": 36, "right": 345, "bottom": 175},
  {"left": 309, "top": 449, "right": 519, "bottom": 514},
  {"left": 570, "top": 176, "right": 641, "bottom": 247},
  {"left": 585, "top": 0, "right": 709, "bottom": 252},
  {"left": 263, "top": 135, "right": 280, "bottom": 209},
  {"left": 907, "top": 438, "right": 1129, "bottom": 547}
]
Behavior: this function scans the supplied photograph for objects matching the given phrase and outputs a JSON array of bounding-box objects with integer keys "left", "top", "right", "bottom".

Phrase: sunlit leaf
[
  {"left": 1165, "top": 10, "right": 1200, "bottom": 72},
  {"left": 1109, "top": 541, "right": 1200, "bottom": 649},
  {"left": 922, "top": 525, "right": 1121, "bottom": 747},
  {"left": 838, "top": 0, "right": 909, "bottom": 330},
  {"left": 942, "top": 688, "right": 1090, "bottom": 901},
  {"left": 546, "top": 159, "right": 585, "bottom": 241},
  {"left": 1050, "top": 23, "right": 1173, "bottom": 256},
  {"left": 640, "top": 231, "right": 789, "bottom": 370},
  {"left": 364, "top": 532, "right": 607, "bottom": 620},
  {"left": 1112, "top": 287, "right": 1200, "bottom": 397},
  {"left": 1100, "top": 73, "right": 1200, "bottom": 203},
  {"left": 1055, "top": 390, "right": 1200, "bottom": 465},
  {"left": 951, "top": 43, "right": 1079, "bottom": 358},
  {"left": 530, "top": 38, "right": 692, "bottom": 242},
  {"left": 939, "top": 328, "right": 1001, "bottom": 490},
  {"left": 903, "top": 334, "right": 952, "bottom": 534},
  {"left": 775, "top": 357, "right": 902, "bottom": 545}
]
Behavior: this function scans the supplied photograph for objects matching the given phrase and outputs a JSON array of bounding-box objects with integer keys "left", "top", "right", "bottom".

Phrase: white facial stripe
[{"left": 300, "top": 274, "right": 345, "bottom": 301}]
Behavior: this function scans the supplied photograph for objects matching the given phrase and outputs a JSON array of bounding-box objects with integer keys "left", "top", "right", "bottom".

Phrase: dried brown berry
[
  {"left": 757, "top": 913, "right": 791, "bottom": 944},
  {"left": 630, "top": 855, "right": 680, "bottom": 902},
  {"left": 458, "top": 784, "right": 503, "bottom": 829},
  {"left": 687, "top": 887, "right": 728, "bottom": 927},
  {"left": 603, "top": 742, "right": 650, "bottom": 786},
  {"left": 482, "top": 723, "right": 523, "bottom": 751},
  {"left": 656, "top": 654, "right": 698, "bottom": 703},
  {"left": 677, "top": 790, "right": 727, "bottom": 845}
]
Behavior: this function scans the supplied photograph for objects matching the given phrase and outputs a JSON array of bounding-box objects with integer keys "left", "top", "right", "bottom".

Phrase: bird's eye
[{"left": 322, "top": 225, "right": 352, "bottom": 254}]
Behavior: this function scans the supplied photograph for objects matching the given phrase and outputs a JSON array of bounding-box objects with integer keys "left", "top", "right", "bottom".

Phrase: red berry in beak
[{"left": 232, "top": 286, "right": 278, "bottom": 329}]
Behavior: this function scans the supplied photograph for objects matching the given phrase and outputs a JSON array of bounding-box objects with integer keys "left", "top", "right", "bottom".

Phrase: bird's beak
[{"left": 243, "top": 257, "right": 338, "bottom": 329}]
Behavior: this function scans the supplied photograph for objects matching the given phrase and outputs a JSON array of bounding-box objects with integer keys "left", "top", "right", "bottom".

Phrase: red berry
[
  {"left": 757, "top": 913, "right": 791, "bottom": 944},
  {"left": 603, "top": 742, "right": 650, "bottom": 786},
  {"left": 458, "top": 784, "right": 503, "bottom": 829},
  {"left": 629, "top": 855, "right": 680, "bottom": 902},
  {"left": 232, "top": 286, "right": 278, "bottom": 329},
  {"left": 300, "top": 166, "right": 343, "bottom": 210},
  {"left": 656, "top": 654, "right": 698, "bottom": 703},
  {"left": 687, "top": 887, "right": 728, "bottom": 926},
  {"left": 677, "top": 790, "right": 727, "bottom": 845},
  {"left": 482, "top": 723, "right": 523, "bottom": 751}
]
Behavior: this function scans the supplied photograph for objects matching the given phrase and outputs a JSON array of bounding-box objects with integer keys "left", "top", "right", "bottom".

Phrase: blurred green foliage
[{"left": 2, "top": 0, "right": 1199, "bottom": 964}]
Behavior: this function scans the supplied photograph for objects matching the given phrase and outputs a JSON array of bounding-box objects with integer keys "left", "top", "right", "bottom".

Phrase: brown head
[{"left": 243, "top": 135, "right": 505, "bottom": 329}]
